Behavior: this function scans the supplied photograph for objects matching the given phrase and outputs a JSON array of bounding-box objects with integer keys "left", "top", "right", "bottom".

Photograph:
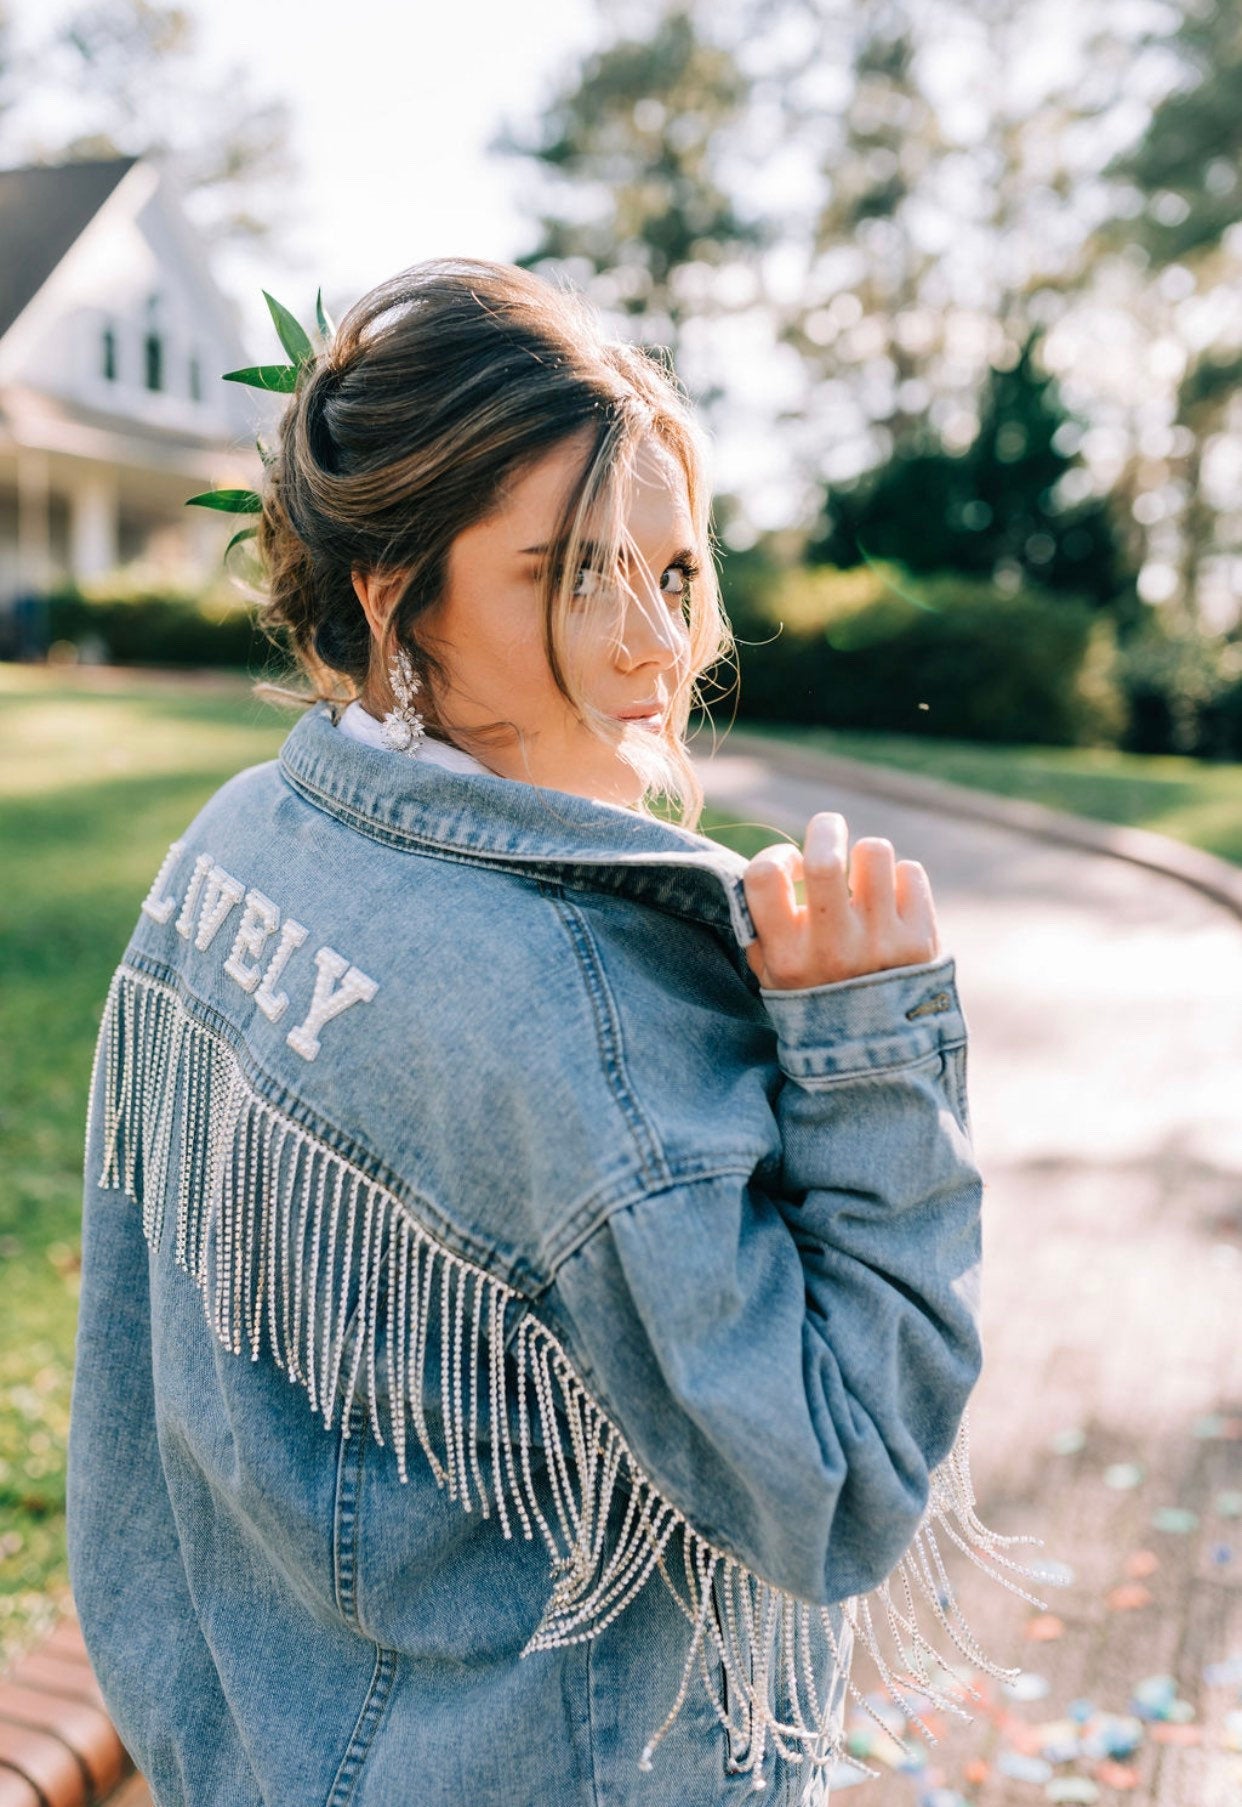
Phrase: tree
[
  {"left": 1095, "top": 0, "right": 1242, "bottom": 629},
  {"left": 807, "top": 327, "right": 1136, "bottom": 617},
  {"left": 1104, "top": 0, "right": 1242, "bottom": 270},
  {"left": 772, "top": 1, "right": 950, "bottom": 476},
  {"left": 491, "top": 4, "right": 768, "bottom": 389}
]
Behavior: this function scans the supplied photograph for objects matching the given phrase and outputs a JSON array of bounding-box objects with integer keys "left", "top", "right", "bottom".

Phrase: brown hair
[{"left": 249, "top": 256, "right": 737, "bottom": 826}]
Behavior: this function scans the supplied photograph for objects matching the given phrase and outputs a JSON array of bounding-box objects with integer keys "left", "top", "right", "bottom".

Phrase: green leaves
[
  {"left": 186, "top": 284, "right": 335, "bottom": 553},
  {"left": 263, "top": 289, "right": 315, "bottom": 369},
  {"left": 184, "top": 488, "right": 262, "bottom": 513},
  {"left": 215, "top": 284, "right": 335, "bottom": 395},
  {"left": 221, "top": 363, "right": 299, "bottom": 392}
]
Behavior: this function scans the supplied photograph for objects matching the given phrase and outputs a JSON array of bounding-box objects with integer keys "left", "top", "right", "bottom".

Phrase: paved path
[{"left": 695, "top": 746, "right": 1242, "bottom": 1807}]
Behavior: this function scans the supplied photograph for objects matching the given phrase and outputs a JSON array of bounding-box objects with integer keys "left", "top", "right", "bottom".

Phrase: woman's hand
[{"left": 742, "top": 811, "right": 942, "bottom": 989}]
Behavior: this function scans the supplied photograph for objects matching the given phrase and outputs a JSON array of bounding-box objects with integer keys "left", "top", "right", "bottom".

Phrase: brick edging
[
  {"left": 715, "top": 728, "right": 1242, "bottom": 924},
  {"left": 0, "top": 1608, "right": 145, "bottom": 1805}
]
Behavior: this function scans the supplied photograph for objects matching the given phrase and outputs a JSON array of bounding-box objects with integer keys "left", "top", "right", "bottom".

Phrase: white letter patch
[
  {"left": 193, "top": 864, "right": 245, "bottom": 952},
  {"left": 140, "top": 840, "right": 185, "bottom": 925},
  {"left": 286, "top": 947, "right": 380, "bottom": 1062},
  {"left": 223, "top": 889, "right": 281, "bottom": 994},
  {"left": 254, "top": 919, "right": 311, "bottom": 1024},
  {"left": 138, "top": 840, "right": 378, "bottom": 1061}
]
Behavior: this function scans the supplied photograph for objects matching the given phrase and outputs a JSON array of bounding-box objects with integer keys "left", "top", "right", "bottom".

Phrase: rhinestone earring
[{"left": 380, "top": 645, "right": 427, "bottom": 755}]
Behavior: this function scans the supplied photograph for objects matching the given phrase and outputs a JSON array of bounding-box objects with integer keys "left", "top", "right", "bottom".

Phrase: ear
[{"left": 351, "top": 569, "right": 384, "bottom": 641}]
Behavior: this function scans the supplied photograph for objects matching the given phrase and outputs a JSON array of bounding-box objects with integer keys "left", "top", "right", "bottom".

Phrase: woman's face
[{"left": 353, "top": 427, "right": 695, "bottom": 807}]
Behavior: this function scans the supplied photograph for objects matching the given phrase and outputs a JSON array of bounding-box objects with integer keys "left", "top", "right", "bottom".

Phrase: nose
[{"left": 614, "top": 573, "right": 687, "bottom": 675}]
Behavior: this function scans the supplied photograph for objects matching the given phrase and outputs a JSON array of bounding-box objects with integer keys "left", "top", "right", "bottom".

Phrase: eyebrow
[{"left": 518, "top": 537, "right": 698, "bottom": 563}]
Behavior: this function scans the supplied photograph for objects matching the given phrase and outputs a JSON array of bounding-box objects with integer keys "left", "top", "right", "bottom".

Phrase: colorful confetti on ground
[{"left": 826, "top": 1405, "right": 1242, "bottom": 1802}]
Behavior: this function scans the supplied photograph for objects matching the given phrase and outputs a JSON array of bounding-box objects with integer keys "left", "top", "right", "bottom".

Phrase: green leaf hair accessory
[
  {"left": 184, "top": 286, "right": 334, "bottom": 539},
  {"left": 186, "top": 489, "right": 262, "bottom": 513}
]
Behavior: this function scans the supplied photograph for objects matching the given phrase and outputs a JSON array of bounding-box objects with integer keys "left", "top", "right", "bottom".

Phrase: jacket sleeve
[{"left": 547, "top": 949, "right": 984, "bottom": 1608}]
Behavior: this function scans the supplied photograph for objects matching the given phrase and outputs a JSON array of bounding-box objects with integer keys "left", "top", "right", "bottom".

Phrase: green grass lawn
[
  {"left": 0, "top": 666, "right": 292, "bottom": 1669},
  {"left": 725, "top": 720, "right": 1242, "bottom": 867},
  {"left": 1, "top": 662, "right": 1235, "bottom": 1670}
]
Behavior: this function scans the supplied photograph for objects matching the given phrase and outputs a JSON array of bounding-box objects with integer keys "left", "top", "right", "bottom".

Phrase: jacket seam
[
  {"left": 757, "top": 951, "right": 956, "bottom": 1001},
  {"left": 777, "top": 1036, "right": 966, "bottom": 1090},
  {"left": 544, "top": 1162, "right": 763, "bottom": 1277},
  {"left": 541, "top": 1167, "right": 939, "bottom": 1595},
  {"left": 333, "top": 1396, "right": 367, "bottom": 1632},
  {"left": 548, "top": 896, "right": 672, "bottom": 1192},
  {"left": 283, "top": 761, "right": 567, "bottom": 879},
  {"left": 323, "top": 1641, "right": 398, "bottom": 1807},
  {"left": 281, "top": 752, "right": 719, "bottom": 865},
  {"left": 585, "top": 1632, "right": 603, "bottom": 1807},
  {"left": 114, "top": 952, "right": 754, "bottom": 1305}
]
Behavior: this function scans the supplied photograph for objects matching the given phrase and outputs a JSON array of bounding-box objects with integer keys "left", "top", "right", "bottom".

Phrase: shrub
[
  {"left": 1113, "top": 617, "right": 1242, "bottom": 759},
  {"left": 719, "top": 558, "right": 1128, "bottom": 747},
  {"left": 42, "top": 580, "right": 274, "bottom": 670}
]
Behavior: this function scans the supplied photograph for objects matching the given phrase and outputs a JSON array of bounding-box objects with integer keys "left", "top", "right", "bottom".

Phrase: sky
[{"left": 194, "top": 0, "right": 608, "bottom": 332}]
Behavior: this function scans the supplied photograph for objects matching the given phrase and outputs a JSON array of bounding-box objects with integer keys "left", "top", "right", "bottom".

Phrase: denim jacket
[{"left": 66, "top": 700, "right": 1048, "bottom": 1807}]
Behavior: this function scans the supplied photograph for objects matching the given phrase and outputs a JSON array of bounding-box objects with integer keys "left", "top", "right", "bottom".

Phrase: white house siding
[{"left": 0, "top": 155, "right": 281, "bottom": 612}]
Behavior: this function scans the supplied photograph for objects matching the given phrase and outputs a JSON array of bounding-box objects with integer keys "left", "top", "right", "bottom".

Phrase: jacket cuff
[{"left": 758, "top": 952, "right": 965, "bottom": 1083}]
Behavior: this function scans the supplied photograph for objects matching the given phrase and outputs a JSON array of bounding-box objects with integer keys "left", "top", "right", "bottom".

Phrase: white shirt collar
[{"left": 337, "top": 699, "right": 495, "bottom": 776}]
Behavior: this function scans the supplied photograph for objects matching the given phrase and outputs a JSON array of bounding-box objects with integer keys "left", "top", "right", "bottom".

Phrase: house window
[
  {"left": 188, "top": 353, "right": 202, "bottom": 401},
  {"left": 102, "top": 325, "right": 118, "bottom": 381},
  {"left": 144, "top": 330, "right": 164, "bottom": 391}
]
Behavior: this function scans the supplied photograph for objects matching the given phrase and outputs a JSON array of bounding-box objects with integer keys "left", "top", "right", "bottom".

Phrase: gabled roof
[{"left": 0, "top": 155, "right": 139, "bottom": 339}]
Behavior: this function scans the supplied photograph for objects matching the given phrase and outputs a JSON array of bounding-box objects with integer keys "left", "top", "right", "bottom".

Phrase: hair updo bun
[{"left": 240, "top": 255, "right": 732, "bottom": 828}]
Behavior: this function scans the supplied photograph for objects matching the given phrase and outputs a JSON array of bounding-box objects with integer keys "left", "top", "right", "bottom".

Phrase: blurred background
[{"left": 0, "top": 2, "right": 1240, "bottom": 1804}]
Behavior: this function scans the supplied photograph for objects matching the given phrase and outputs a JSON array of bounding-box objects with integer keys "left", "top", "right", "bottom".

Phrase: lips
[{"left": 614, "top": 705, "right": 666, "bottom": 722}]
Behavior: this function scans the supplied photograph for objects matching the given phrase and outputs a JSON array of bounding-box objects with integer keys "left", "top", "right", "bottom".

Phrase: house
[{"left": 0, "top": 152, "right": 277, "bottom": 633}]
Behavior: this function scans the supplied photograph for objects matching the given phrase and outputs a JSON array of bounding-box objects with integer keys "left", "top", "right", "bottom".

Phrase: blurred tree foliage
[
  {"left": 775, "top": 4, "right": 950, "bottom": 470},
  {"left": 1105, "top": 0, "right": 1242, "bottom": 270},
  {"left": 498, "top": 0, "right": 1242, "bottom": 752},
  {"left": 501, "top": 1, "right": 1149, "bottom": 555},
  {"left": 0, "top": 0, "right": 299, "bottom": 248},
  {"left": 807, "top": 327, "right": 1139, "bottom": 624},
  {"left": 490, "top": 6, "right": 767, "bottom": 383},
  {"left": 1101, "top": 0, "right": 1242, "bottom": 620}
]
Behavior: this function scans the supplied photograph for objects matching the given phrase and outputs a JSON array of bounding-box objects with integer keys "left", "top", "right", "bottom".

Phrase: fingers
[
  {"left": 845, "top": 836, "right": 898, "bottom": 922},
  {"left": 743, "top": 814, "right": 942, "bottom": 986},
  {"left": 800, "top": 813, "right": 853, "bottom": 964},
  {"left": 894, "top": 856, "right": 929, "bottom": 918},
  {"left": 894, "top": 856, "right": 940, "bottom": 952},
  {"left": 742, "top": 842, "right": 803, "bottom": 983}
]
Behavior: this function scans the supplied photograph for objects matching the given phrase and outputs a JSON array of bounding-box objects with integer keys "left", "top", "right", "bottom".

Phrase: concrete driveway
[{"left": 695, "top": 743, "right": 1242, "bottom": 1807}]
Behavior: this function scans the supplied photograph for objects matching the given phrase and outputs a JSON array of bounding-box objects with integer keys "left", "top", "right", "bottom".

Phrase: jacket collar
[{"left": 277, "top": 701, "right": 758, "bottom": 952}]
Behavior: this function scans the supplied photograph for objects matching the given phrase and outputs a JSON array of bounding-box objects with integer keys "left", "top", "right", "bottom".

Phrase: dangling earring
[{"left": 380, "top": 645, "right": 427, "bottom": 755}]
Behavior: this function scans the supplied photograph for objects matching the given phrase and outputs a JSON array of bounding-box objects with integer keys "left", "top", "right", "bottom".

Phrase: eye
[
  {"left": 570, "top": 565, "right": 612, "bottom": 599},
  {"left": 661, "top": 557, "right": 700, "bottom": 605},
  {"left": 565, "top": 554, "right": 701, "bottom": 606}
]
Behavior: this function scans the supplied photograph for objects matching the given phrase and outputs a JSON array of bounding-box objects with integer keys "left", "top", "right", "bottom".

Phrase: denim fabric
[{"left": 66, "top": 699, "right": 1023, "bottom": 1807}]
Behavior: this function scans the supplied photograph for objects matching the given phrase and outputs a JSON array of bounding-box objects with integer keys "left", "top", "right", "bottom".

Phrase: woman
[{"left": 66, "top": 258, "right": 1045, "bottom": 1806}]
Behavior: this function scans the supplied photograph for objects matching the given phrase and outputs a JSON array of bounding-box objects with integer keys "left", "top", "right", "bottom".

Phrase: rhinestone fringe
[{"left": 87, "top": 962, "right": 1053, "bottom": 1797}]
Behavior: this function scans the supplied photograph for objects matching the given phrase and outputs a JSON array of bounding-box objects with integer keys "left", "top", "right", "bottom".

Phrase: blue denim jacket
[{"left": 66, "top": 701, "right": 1048, "bottom": 1806}]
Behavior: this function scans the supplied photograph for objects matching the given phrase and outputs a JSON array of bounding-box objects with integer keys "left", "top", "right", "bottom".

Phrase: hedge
[
  {"left": 41, "top": 583, "right": 272, "bottom": 669},
  {"left": 717, "top": 558, "right": 1128, "bottom": 747}
]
